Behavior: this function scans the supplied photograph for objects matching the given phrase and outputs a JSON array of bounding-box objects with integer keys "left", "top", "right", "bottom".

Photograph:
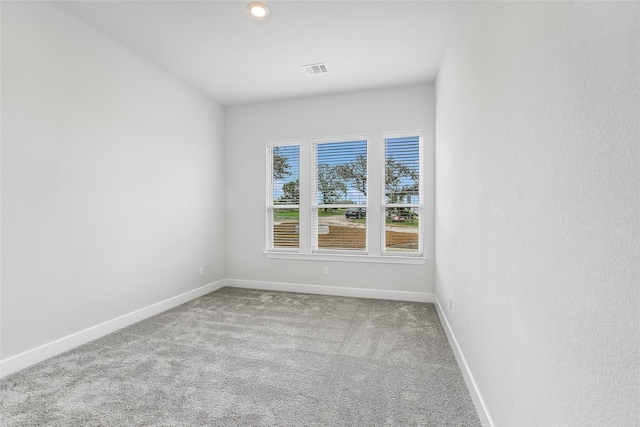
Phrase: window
[
  {"left": 312, "top": 138, "right": 367, "bottom": 253},
  {"left": 265, "top": 131, "right": 424, "bottom": 263},
  {"left": 382, "top": 132, "right": 422, "bottom": 255},
  {"left": 266, "top": 141, "right": 299, "bottom": 251}
]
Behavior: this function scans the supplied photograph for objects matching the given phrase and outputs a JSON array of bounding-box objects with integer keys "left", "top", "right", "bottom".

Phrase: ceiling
[{"left": 55, "top": 1, "right": 462, "bottom": 106}]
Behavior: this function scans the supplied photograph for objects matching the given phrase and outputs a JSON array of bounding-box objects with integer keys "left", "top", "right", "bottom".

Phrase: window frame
[
  {"left": 311, "top": 135, "right": 369, "bottom": 255},
  {"left": 381, "top": 131, "right": 424, "bottom": 257},
  {"left": 266, "top": 140, "right": 300, "bottom": 253},
  {"left": 264, "top": 131, "right": 427, "bottom": 265}
]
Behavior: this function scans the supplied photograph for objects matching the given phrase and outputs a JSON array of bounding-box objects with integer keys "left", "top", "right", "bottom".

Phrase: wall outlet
[
  {"left": 449, "top": 296, "right": 453, "bottom": 309},
  {"left": 323, "top": 267, "right": 329, "bottom": 275},
  {"left": 199, "top": 267, "right": 203, "bottom": 276}
]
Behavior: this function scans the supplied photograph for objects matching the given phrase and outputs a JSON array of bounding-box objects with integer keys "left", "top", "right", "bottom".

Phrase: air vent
[{"left": 302, "top": 63, "right": 329, "bottom": 76}]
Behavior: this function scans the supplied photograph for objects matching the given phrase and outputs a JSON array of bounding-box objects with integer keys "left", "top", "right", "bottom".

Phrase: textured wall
[
  {"left": 1, "top": 2, "right": 225, "bottom": 360},
  {"left": 224, "top": 85, "right": 435, "bottom": 293},
  {"left": 435, "top": 2, "right": 639, "bottom": 425}
]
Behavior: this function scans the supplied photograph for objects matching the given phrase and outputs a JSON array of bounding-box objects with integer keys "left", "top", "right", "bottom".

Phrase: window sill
[{"left": 264, "top": 251, "right": 427, "bottom": 265}]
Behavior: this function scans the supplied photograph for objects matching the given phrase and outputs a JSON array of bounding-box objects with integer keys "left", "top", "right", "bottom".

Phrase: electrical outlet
[
  {"left": 323, "top": 267, "right": 329, "bottom": 275},
  {"left": 199, "top": 267, "right": 203, "bottom": 276}
]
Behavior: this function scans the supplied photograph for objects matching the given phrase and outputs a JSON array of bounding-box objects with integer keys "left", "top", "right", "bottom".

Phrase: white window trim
[
  {"left": 264, "top": 251, "right": 427, "bottom": 265},
  {"left": 264, "top": 132, "right": 427, "bottom": 264},
  {"left": 266, "top": 140, "right": 300, "bottom": 252},
  {"left": 311, "top": 135, "right": 369, "bottom": 254},
  {"left": 381, "top": 131, "right": 424, "bottom": 257}
]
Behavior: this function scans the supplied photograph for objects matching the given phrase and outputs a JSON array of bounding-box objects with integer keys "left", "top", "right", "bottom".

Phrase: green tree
[
  {"left": 278, "top": 179, "right": 299, "bottom": 204},
  {"left": 273, "top": 146, "right": 291, "bottom": 180},
  {"left": 386, "top": 157, "right": 417, "bottom": 204},
  {"left": 336, "top": 154, "right": 367, "bottom": 196},
  {"left": 318, "top": 164, "right": 347, "bottom": 205}
]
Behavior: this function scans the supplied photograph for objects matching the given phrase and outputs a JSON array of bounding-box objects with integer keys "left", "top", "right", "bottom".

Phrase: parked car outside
[
  {"left": 388, "top": 212, "right": 405, "bottom": 222},
  {"left": 387, "top": 209, "right": 416, "bottom": 222},
  {"left": 345, "top": 208, "right": 366, "bottom": 219}
]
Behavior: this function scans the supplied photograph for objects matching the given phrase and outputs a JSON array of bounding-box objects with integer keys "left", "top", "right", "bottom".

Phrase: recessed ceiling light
[{"left": 248, "top": 2, "right": 269, "bottom": 18}]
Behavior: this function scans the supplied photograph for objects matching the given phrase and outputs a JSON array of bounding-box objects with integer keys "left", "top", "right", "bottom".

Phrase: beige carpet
[{"left": 0, "top": 287, "right": 481, "bottom": 426}]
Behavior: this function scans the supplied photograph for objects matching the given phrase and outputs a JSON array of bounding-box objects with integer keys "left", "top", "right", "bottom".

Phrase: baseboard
[
  {"left": 225, "top": 278, "right": 435, "bottom": 303},
  {"left": 434, "top": 297, "right": 495, "bottom": 427},
  {"left": 0, "top": 280, "right": 226, "bottom": 378}
]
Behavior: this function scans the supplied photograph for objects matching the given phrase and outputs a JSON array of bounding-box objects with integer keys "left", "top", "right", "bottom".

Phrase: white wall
[
  {"left": 225, "top": 85, "right": 434, "bottom": 295},
  {"left": 435, "top": 2, "right": 639, "bottom": 425},
  {"left": 1, "top": 2, "right": 225, "bottom": 364}
]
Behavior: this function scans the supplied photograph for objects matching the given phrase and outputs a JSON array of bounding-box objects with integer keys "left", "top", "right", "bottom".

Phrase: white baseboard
[
  {"left": 0, "top": 280, "right": 226, "bottom": 378},
  {"left": 435, "top": 297, "right": 495, "bottom": 427},
  {"left": 225, "top": 278, "right": 435, "bottom": 303}
]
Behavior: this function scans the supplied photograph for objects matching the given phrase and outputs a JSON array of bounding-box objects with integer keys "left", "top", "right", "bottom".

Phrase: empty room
[{"left": 1, "top": 1, "right": 638, "bottom": 426}]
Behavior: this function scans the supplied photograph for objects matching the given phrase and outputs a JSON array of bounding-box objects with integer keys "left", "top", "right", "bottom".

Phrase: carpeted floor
[{"left": 0, "top": 287, "right": 481, "bottom": 426}]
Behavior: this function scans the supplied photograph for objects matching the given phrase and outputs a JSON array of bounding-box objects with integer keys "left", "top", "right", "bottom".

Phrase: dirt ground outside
[{"left": 274, "top": 217, "right": 418, "bottom": 251}]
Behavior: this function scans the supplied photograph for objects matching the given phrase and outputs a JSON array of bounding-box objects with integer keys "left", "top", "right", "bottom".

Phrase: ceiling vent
[{"left": 302, "top": 63, "right": 329, "bottom": 76}]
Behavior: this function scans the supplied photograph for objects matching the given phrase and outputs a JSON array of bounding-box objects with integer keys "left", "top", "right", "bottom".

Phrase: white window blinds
[
  {"left": 312, "top": 138, "right": 368, "bottom": 253},
  {"left": 383, "top": 133, "right": 423, "bottom": 255},
  {"left": 267, "top": 142, "right": 300, "bottom": 250}
]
